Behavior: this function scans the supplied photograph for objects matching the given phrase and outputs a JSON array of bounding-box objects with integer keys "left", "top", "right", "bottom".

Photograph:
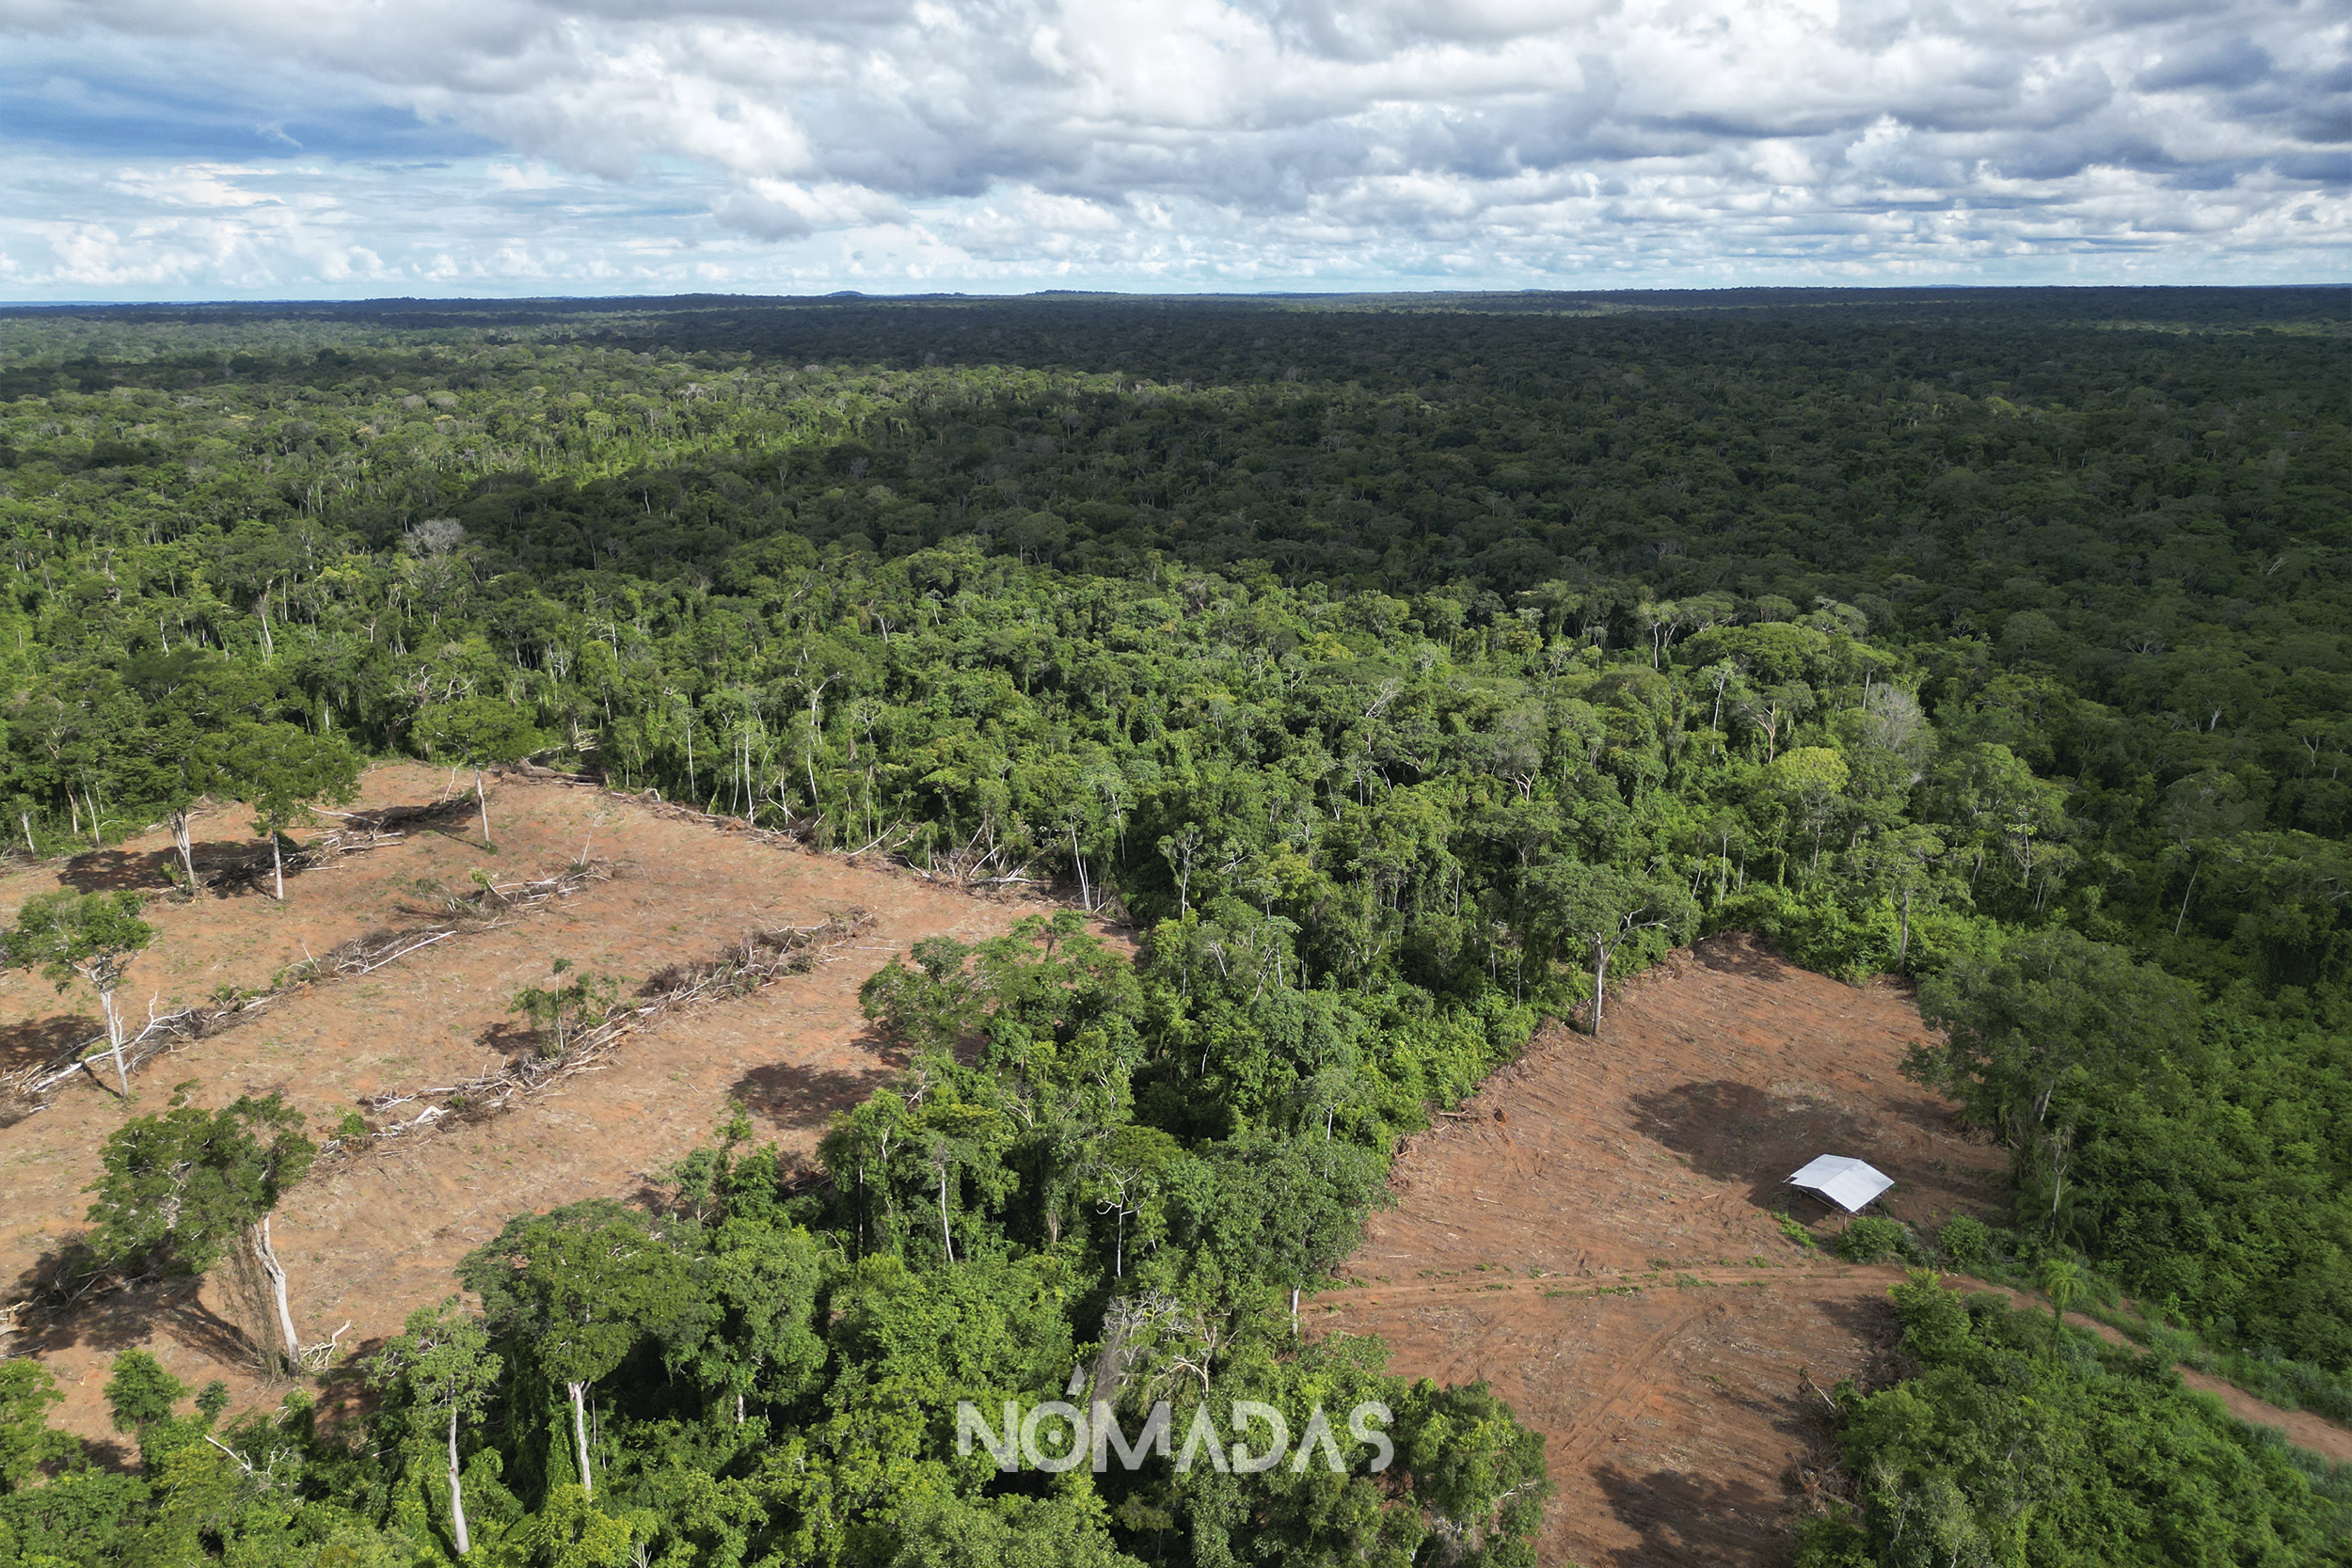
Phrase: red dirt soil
[
  {"left": 1, "top": 767, "right": 1057, "bottom": 1444},
  {"left": 1308, "top": 934, "right": 2352, "bottom": 1567}
]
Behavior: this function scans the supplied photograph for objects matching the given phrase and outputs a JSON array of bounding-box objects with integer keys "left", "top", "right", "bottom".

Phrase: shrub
[
  {"left": 1938, "top": 1214, "right": 1993, "bottom": 1269},
  {"left": 1836, "top": 1215, "right": 1917, "bottom": 1264}
]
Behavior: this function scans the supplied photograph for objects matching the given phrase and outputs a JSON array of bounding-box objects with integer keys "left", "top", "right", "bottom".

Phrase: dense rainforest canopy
[{"left": 0, "top": 288, "right": 2345, "bottom": 1567}]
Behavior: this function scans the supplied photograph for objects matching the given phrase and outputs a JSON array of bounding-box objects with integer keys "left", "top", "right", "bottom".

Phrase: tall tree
[
  {"left": 83, "top": 1093, "right": 316, "bottom": 1369},
  {"left": 673, "top": 1215, "right": 827, "bottom": 1427},
  {"left": 459, "top": 1201, "right": 705, "bottom": 1500},
  {"left": 1528, "top": 860, "right": 1694, "bottom": 1035},
  {"left": 413, "top": 696, "right": 547, "bottom": 848},
  {"left": 371, "top": 1299, "right": 502, "bottom": 1557},
  {"left": 1908, "top": 930, "right": 2201, "bottom": 1148},
  {"left": 215, "top": 722, "right": 360, "bottom": 900},
  {"left": 119, "top": 651, "right": 269, "bottom": 896},
  {"left": 1867, "top": 824, "right": 1947, "bottom": 972},
  {"left": 1768, "top": 745, "right": 1849, "bottom": 879},
  {"left": 2159, "top": 768, "right": 2259, "bottom": 937},
  {"left": 1909, "top": 930, "right": 2204, "bottom": 1235},
  {"left": 4, "top": 889, "right": 153, "bottom": 1094},
  {"left": 1087, "top": 1124, "right": 1180, "bottom": 1278}
]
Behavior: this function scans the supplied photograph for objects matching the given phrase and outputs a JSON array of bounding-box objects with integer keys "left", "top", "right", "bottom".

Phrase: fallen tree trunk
[{"left": 356, "top": 911, "right": 873, "bottom": 1147}]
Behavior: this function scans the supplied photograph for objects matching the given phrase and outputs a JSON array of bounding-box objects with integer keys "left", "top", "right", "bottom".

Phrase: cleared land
[
  {"left": 0, "top": 766, "right": 1056, "bottom": 1444},
  {"left": 1310, "top": 935, "right": 2352, "bottom": 1567},
  {"left": 8, "top": 799, "right": 2342, "bottom": 1528}
]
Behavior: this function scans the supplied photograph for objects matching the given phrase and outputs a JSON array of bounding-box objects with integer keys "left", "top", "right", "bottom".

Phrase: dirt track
[
  {"left": 0, "top": 767, "right": 1056, "bottom": 1442},
  {"left": 1311, "top": 935, "right": 2352, "bottom": 1567}
]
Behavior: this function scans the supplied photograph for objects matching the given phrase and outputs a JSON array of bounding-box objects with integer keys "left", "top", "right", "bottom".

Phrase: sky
[{"left": 0, "top": 0, "right": 2345, "bottom": 300}]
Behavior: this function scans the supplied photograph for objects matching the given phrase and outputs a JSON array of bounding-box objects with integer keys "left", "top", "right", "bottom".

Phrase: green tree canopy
[
  {"left": 3, "top": 889, "right": 153, "bottom": 1093},
  {"left": 215, "top": 721, "right": 360, "bottom": 899},
  {"left": 414, "top": 696, "right": 547, "bottom": 847},
  {"left": 84, "top": 1092, "right": 314, "bottom": 1276}
]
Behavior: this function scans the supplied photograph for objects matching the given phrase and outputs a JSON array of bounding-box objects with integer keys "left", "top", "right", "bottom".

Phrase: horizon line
[{"left": 4, "top": 280, "right": 2347, "bottom": 313}]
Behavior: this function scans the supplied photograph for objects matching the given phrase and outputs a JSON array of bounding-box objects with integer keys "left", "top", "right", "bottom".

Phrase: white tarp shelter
[{"left": 1787, "top": 1155, "right": 1894, "bottom": 1213}]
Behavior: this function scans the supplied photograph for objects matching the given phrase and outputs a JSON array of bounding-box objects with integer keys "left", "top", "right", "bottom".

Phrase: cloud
[
  {"left": 2137, "top": 34, "right": 2275, "bottom": 94},
  {"left": 0, "top": 0, "right": 2344, "bottom": 295},
  {"left": 714, "top": 180, "right": 909, "bottom": 240},
  {"left": 106, "top": 164, "right": 285, "bottom": 208},
  {"left": 486, "top": 161, "right": 563, "bottom": 191}
]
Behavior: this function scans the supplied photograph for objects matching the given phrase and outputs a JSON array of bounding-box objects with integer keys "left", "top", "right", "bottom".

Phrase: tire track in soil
[
  {"left": 1313, "top": 935, "right": 2006, "bottom": 1568},
  {"left": 1552, "top": 1307, "right": 1703, "bottom": 1468},
  {"left": 1311, "top": 938, "right": 2352, "bottom": 1566},
  {"left": 1329, "top": 1262, "right": 2352, "bottom": 1476}
]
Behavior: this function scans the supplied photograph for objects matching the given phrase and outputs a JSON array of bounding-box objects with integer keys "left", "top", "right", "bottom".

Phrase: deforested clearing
[
  {"left": 1311, "top": 936, "right": 2349, "bottom": 1565},
  {"left": 1, "top": 764, "right": 1057, "bottom": 1443}
]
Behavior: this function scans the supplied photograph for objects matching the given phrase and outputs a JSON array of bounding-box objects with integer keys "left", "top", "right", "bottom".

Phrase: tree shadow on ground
[
  {"left": 76, "top": 1433, "right": 137, "bottom": 1474},
  {"left": 1628, "top": 1079, "right": 1879, "bottom": 1210},
  {"left": 730, "top": 1031, "right": 913, "bottom": 1129},
  {"left": 475, "top": 1021, "right": 540, "bottom": 1057},
  {"left": 1629, "top": 1077, "right": 2007, "bottom": 1233},
  {"left": 0, "top": 1013, "right": 102, "bottom": 1070},
  {"left": 1688, "top": 933, "right": 1795, "bottom": 982},
  {"left": 1590, "top": 1461, "right": 1796, "bottom": 1567},
  {"left": 57, "top": 848, "right": 174, "bottom": 893},
  {"left": 56, "top": 836, "right": 316, "bottom": 898},
  {"left": 1814, "top": 1288, "right": 1911, "bottom": 1388},
  {"left": 349, "top": 795, "right": 483, "bottom": 836},
  {"left": 10, "top": 1262, "right": 260, "bottom": 1372},
  {"left": 1586, "top": 1317, "right": 1863, "bottom": 1568},
  {"left": 731, "top": 1062, "right": 898, "bottom": 1128},
  {"left": 185, "top": 837, "right": 268, "bottom": 874},
  {"left": 315, "top": 1336, "right": 390, "bottom": 1432}
]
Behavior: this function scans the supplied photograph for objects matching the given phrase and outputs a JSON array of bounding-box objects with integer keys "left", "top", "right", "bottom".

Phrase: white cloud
[
  {"left": 486, "top": 160, "right": 563, "bottom": 190},
  {"left": 106, "top": 165, "right": 284, "bottom": 208},
  {"left": 714, "top": 179, "right": 909, "bottom": 240},
  {"left": 0, "top": 0, "right": 2343, "bottom": 295}
]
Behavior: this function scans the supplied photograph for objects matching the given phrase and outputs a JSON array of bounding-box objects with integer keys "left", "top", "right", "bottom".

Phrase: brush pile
[
  {"left": 0, "top": 861, "right": 624, "bottom": 1126},
  {"left": 352, "top": 910, "right": 874, "bottom": 1148},
  {"left": 199, "top": 796, "right": 480, "bottom": 895}
]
